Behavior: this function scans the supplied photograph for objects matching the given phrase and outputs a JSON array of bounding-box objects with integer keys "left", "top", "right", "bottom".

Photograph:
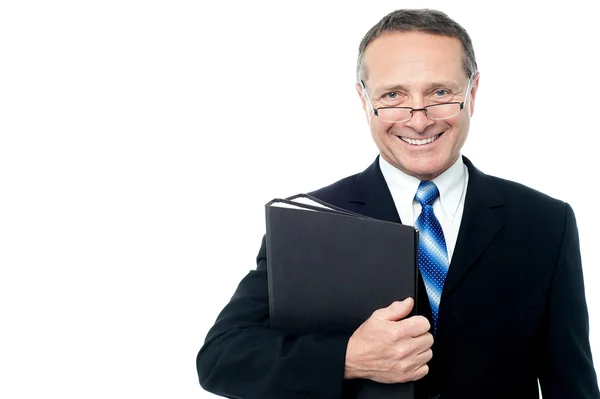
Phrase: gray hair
[{"left": 356, "top": 9, "right": 478, "bottom": 83}]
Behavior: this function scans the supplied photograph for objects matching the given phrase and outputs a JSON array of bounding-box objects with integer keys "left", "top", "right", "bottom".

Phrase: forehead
[{"left": 363, "top": 32, "right": 465, "bottom": 89}]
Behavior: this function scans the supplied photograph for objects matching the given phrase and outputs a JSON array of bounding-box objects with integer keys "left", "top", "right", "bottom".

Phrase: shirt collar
[{"left": 378, "top": 155, "right": 466, "bottom": 220}]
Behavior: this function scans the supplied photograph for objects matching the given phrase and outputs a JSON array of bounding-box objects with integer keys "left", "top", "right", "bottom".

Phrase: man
[{"left": 197, "top": 9, "right": 599, "bottom": 399}]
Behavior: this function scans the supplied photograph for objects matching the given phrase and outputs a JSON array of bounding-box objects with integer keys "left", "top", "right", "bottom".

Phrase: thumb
[{"left": 375, "top": 298, "right": 414, "bottom": 321}]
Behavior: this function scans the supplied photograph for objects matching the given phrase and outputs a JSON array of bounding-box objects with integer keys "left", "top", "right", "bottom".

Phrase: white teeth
[{"left": 400, "top": 134, "right": 440, "bottom": 146}]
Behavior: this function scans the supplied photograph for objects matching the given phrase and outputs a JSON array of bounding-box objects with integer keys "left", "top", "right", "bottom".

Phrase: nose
[{"left": 405, "top": 107, "right": 435, "bottom": 133}]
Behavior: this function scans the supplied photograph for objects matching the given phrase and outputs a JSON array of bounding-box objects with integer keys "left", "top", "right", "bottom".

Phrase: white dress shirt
[{"left": 379, "top": 155, "right": 469, "bottom": 263}]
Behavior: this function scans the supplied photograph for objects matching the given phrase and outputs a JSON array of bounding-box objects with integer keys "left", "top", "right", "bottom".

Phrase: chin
[{"left": 403, "top": 160, "right": 445, "bottom": 180}]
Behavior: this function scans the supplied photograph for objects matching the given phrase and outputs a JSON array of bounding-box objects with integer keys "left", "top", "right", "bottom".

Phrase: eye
[
  {"left": 380, "top": 91, "right": 406, "bottom": 106},
  {"left": 435, "top": 89, "right": 449, "bottom": 97},
  {"left": 381, "top": 92, "right": 404, "bottom": 105}
]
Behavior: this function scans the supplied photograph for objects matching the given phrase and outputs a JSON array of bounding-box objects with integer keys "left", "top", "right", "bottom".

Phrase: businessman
[{"left": 197, "top": 9, "right": 599, "bottom": 398}]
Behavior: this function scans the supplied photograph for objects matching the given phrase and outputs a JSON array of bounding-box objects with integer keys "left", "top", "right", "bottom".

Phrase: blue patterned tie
[{"left": 415, "top": 181, "right": 449, "bottom": 335}]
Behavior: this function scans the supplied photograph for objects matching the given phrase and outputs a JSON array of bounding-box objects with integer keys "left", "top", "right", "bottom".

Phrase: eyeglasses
[{"left": 360, "top": 79, "right": 472, "bottom": 123}]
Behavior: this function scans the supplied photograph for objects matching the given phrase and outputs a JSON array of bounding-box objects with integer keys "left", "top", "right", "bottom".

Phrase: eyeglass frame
[{"left": 360, "top": 76, "right": 474, "bottom": 123}]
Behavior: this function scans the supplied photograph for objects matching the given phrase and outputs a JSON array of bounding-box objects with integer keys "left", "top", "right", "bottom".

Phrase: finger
[
  {"left": 391, "top": 332, "right": 433, "bottom": 360},
  {"left": 411, "top": 363, "right": 430, "bottom": 381},
  {"left": 373, "top": 298, "right": 414, "bottom": 321},
  {"left": 414, "top": 348, "right": 433, "bottom": 366},
  {"left": 398, "top": 315, "right": 431, "bottom": 337},
  {"left": 410, "top": 332, "right": 434, "bottom": 352}
]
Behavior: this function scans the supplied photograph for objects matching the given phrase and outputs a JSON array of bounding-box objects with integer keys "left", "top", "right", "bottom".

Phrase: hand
[{"left": 344, "top": 298, "right": 433, "bottom": 383}]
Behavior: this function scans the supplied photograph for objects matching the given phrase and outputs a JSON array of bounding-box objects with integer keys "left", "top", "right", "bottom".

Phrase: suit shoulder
[
  {"left": 484, "top": 173, "right": 568, "bottom": 215},
  {"left": 307, "top": 173, "right": 360, "bottom": 205}
]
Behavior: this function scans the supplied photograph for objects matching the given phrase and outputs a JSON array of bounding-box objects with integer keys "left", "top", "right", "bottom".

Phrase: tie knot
[{"left": 415, "top": 181, "right": 440, "bottom": 206}]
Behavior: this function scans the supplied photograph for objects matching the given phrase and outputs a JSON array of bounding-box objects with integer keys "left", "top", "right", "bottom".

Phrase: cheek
[
  {"left": 451, "top": 120, "right": 470, "bottom": 149},
  {"left": 370, "top": 120, "right": 392, "bottom": 140},
  {"left": 448, "top": 116, "right": 469, "bottom": 137}
]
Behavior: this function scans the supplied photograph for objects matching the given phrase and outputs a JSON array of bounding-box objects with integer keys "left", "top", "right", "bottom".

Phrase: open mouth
[{"left": 400, "top": 133, "right": 442, "bottom": 146}]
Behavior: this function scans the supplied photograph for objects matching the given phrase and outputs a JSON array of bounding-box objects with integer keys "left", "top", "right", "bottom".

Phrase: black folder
[{"left": 265, "top": 194, "right": 419, "bottom": 399}]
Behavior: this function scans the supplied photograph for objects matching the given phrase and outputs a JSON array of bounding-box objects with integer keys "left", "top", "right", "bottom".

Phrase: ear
[
  {"left": 468, "top": 72, "right": 480, "bottom": 117},
  {"left": 355, "top": 82, "right": 367, "bottom": 112},
  {"left": 355, "top": 82, "right": 374, "bottom": 123}
]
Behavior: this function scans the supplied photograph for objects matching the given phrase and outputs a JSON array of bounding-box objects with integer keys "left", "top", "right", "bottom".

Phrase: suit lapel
[
  {"left": 346, "top": 157, "right": 402, "bottom": 224},
  {"left": 441, "top": 157, "right": 505, "bottom": 299}
]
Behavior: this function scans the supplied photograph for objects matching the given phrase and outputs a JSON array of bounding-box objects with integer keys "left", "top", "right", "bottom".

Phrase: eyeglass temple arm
[{"left": 360, "top": 80, "right": 379, "bottom": 115}]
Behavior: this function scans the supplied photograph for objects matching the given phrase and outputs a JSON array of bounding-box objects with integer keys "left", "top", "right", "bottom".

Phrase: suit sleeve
[
  {"left": 196, "top": 235, "right": 352, "bottom": 399},
  {"left": 539, "top": 203, "right": 600, "bottom": 398}
]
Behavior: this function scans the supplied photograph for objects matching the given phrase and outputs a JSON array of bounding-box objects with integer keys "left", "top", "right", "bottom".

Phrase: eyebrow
[{"left": 373, "top": 81, "right": 463, "bottom": 95}]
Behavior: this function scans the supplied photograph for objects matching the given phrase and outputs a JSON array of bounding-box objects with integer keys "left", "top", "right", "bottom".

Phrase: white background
[{"left": 1, "top": 1, "right": 598, "bottom": 398}]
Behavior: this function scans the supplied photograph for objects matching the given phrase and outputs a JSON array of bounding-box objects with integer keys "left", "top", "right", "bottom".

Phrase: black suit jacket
[{"left": 197, "top": 156, "right": 599, "bottom": 399}]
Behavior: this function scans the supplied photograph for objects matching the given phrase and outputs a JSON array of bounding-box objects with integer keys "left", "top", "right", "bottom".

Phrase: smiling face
[{"left": 356, "top": 32, "right": 479, "bottom": 181}]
